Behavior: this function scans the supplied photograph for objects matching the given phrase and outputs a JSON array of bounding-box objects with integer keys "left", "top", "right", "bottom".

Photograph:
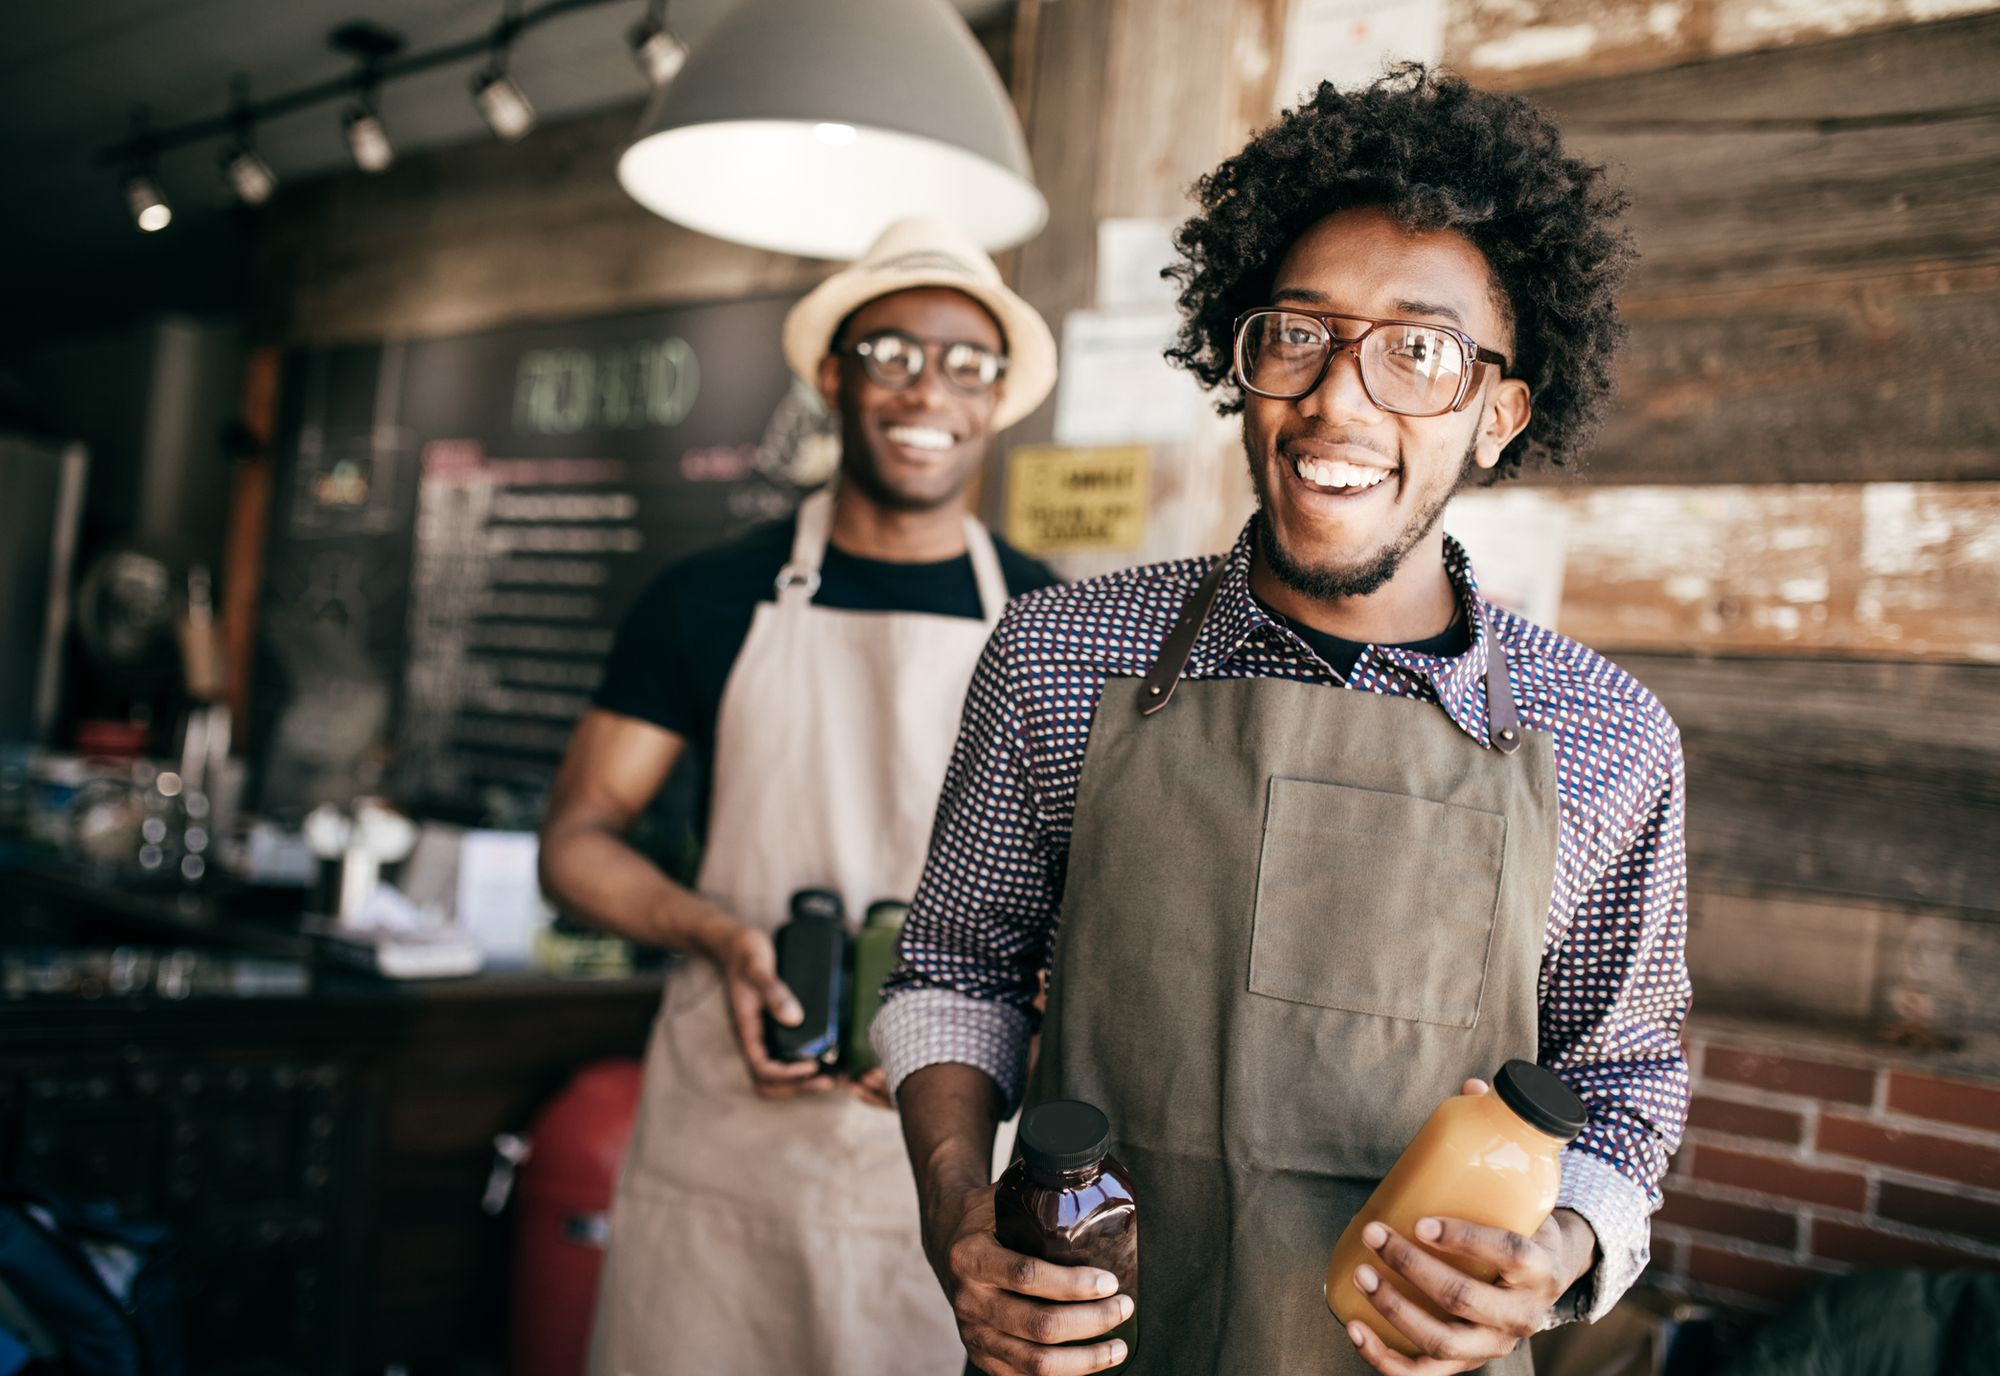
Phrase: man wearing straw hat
[{"left": 538, "top": 216, "right": 1060, "bottom": 1376}]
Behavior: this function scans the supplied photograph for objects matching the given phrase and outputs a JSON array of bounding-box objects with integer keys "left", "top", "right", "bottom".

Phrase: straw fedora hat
[{"left": 782, "top": 216, "right": 1058, "bottom": 431}]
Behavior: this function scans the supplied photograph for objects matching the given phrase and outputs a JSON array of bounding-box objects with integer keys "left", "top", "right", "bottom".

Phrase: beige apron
[
  {"left": 590, "top": 486, "right": 1004, "bottom": 1376},
  {"left": 1024, "top": 560, "right": 1560, "bottom": 1375}
]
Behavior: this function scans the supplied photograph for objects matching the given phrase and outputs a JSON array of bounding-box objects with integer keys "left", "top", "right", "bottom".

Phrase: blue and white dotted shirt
[{"left": 874, "top": 519, "right": 1691, "bottom": 1322}]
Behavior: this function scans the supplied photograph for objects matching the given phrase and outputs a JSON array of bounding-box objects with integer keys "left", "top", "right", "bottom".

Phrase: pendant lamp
[{"left": 617, "top": 0, "right": 1046, "bottom": 260}]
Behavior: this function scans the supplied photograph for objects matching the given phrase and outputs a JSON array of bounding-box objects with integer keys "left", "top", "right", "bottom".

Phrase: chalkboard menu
[{"left": 253, "top": 292, "right": 830, "bottom": 822}]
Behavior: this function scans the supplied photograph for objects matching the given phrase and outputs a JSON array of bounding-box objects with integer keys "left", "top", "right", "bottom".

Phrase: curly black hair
[{"left": 1165, "top": 64, "right": 1635, "bottom": 480}]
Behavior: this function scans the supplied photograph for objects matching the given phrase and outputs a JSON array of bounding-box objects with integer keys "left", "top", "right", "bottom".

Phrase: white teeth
[
  {"left": 885, "top": 425, "right": 955, "bottom": 452},
  {"left": 1294, "top": 456, "right": 1390, "bottom": 490}
]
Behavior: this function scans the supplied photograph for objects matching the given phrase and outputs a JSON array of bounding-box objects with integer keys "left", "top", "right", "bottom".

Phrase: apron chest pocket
[{"left": 1250, "top": 776, "right": 1507, "bottom": 1029}]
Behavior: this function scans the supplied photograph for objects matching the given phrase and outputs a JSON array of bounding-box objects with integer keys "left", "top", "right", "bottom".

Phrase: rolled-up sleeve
[
  {"left": 873, "top": 611, "right": 1065, "bottom": 1113},
  {"left": 1544, "top": 720, "right": 1692, "bottom": 1323}
]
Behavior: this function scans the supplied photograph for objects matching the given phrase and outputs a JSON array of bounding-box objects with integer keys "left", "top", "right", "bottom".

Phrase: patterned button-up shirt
[{"left": 875, "top": 520, "right": 1690, "bottom": 1322}]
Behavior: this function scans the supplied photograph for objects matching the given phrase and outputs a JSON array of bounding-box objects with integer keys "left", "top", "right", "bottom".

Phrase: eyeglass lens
[
  {"left": 856, "top": 332, "right": 1003, "bottom": 395},
  {"left": 1237, "top": 311, "right": 1468, "bottom": 414}
]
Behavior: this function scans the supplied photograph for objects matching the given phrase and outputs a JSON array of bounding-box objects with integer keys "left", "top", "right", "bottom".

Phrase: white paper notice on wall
[
  {"left": 1273, "top": 0, "right": 1446, "bottom": 110},
  {"left": 1096, "top": 219, "right": 1182, "bottom": 311},
  {"left": 1443, "top": 490, "right": 1570, "bottom": 631},
  {"left": 1053, "top": 310, "right": 1207, "bottom": 447},
  {"left": 454, "top": 828, "right": 550, "bottom": 968}
]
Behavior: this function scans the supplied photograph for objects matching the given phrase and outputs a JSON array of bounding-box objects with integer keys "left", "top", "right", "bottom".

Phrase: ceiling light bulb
[
  {"left": 125, "top": 172, "right": 172, "bottom": 232},
  {"left": 222, "top": 144, "right": 277, "bottom": 206},
  {"left": 343, "top": 103, "right": 394, "bottom": 173},
  {"left": 629, "top": 17, "right": 687, "bottom": 87},
  {"left": 472, "top": 68, "right": 537, "bottom": 142}
]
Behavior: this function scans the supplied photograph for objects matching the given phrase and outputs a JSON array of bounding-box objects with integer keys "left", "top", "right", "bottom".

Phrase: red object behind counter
[{"left": 508, "top": 1059, "right": 643, "bottom": 1376}]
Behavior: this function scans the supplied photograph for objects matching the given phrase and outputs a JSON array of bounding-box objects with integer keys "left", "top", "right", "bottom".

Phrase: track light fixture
[
  {"left": 343, "top": 87, "right": 394, "bottom": 173},
  {"left": 628, "top": 0, "right": 687, "bottom": 88},
  {"left": 220, "top": 78, "right": 277, "bottom": 206},
  {"left": 122, "top": 108, "right": 172, "bottom": 232},
  {"left": 471, "top": 3, "right": 537, "bottom": 143}
]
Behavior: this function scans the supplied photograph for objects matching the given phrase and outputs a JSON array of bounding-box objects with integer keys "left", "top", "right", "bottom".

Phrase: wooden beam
[
  {"left": 1532, "top": 13, "right": 2000, "bottom": 299},
  {"left": 1540, "top": 265, "right": 2000, "bottom": 486},
  {"left": 1453, "top": 483, "right": 2000, "bottom": 662},
  {"left": 1615, "top": 654, "right": 2000, "bottom": 916}
]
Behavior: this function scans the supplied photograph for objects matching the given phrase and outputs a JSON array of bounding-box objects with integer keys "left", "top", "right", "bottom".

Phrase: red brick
[
  {"left": 1702, "top": 1047, "right": 1876, "bottom": 1105},
  {"left": 1810, "top": 1218, "right": 1999, "bottom": 1269},
  {"left": 1886, "top": 1071, "right": 2000, "bottom": 1134},
  {"left": 1876, "top": 1180, "right": 2000, "bottom": 1248},
  {"left": 1693, "top": 1143, "right": 1870, "bottom": 1211},
  {"left": 1649, "top": 1232, "right": 1684, "bottom": 1277},
  {"left": 1658, "top": 1188, "right": 1800, "bottom": 1249},
  {"left": 1686, "top": 1093, "right": 1807, "bottom": 1145},
  {"left": 1686, "top": 1245, "right": 1831, "bottom": 1305},
  {"left": 1818, "top": 1114, "right": 2000, "bottom": 1190}
]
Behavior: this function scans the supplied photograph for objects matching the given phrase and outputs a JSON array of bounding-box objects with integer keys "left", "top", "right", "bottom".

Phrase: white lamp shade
[{"left": 617, "top": 0, "right": 1046, "bottom": 260}]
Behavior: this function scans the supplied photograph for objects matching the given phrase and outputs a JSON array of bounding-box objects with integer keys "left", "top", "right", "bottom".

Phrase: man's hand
[
  {"left": 1344, "top": 1080, "right": 1597, "bottom": 1374},
  {"left": 927, "top": 1182, "right": 1132, "bottom": 1376},
  {"left": 703, "top": 919, "right": 837, "bottom": 1099},
  {"left": 845, "top": 1066, "right": 895, "bottom": 1109}
]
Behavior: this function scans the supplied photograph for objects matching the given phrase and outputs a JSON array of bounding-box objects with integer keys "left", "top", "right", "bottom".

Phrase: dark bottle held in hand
[
  {"left": 994, "top": 1099, "right": 1139, "bottom": 1370},
  {"left": 764, "top": 887, "right": 846, "bottom": 1068}
]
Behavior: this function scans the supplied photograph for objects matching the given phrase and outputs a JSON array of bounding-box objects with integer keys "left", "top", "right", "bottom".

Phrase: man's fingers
[
  {"left": 723, "top": 976, "right": 822, "bottom": 1083},
  {"left": 1365, "top": 1224, "right": 1519, "bottom": 1329},
  {"left": 952, "top": 1230, "right": 1119, "bottom": 1302},
  {"left": 1352, "top": 1264, "right": 1480, "bottom": 1365},
  {"left": 968, "top": 1290, "right": 1132, "bottom": 1348},
  {"left": 1343, "top": 1317, "right": 1441, "bottom": 1376},
  {"left": 967, "top": 1322, "right": 1130, "bottom": 1376},
  {"left": 1413, "top": 1216, "right": 1546, "bottom": 1287}
]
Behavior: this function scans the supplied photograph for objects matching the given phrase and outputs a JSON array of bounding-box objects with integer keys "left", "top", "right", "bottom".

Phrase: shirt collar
[{"left": 1186, "top": 518, "right": 1502, "bottom": 747}]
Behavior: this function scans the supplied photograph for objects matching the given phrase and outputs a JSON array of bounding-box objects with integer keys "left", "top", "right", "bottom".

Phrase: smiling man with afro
[{"left": 883, "top": 62, "right": 1688, "bottom": 1376}]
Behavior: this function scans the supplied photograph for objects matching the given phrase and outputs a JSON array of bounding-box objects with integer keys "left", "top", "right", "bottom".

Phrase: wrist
[
  {"left": 679, "top": 902, "right": 739, "bottom": 960},
  {"left": 1552, "top": 1208, "right": 1599, "bottom": 1291}
]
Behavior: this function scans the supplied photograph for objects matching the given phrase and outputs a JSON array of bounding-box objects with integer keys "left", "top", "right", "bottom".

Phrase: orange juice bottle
[{"left": 1326, "top": 1060, "right": 1586, "bottom": 1355}]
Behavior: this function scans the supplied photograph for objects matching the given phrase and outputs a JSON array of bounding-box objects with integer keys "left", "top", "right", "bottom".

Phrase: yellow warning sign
[{"left": 1004, "top": 445, "right": 1150, "bottom": 554}]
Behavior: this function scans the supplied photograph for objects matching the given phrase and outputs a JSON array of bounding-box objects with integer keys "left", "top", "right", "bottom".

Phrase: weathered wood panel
[
  {"left": 1448, "top": 0, "right": 2000, "bottom": 91},
  {"left": 1615, "top": 654, "right": 2000, "bottom": 915},
  {"left": 1531, "top": 13, "right": 2000, "bottom": 299},
  {"left": 1452, "top": 484, "right": 2000, "bottom": 661},
  {"left": 1554, "top": 267, "right": 2000, "bottom": 486}
]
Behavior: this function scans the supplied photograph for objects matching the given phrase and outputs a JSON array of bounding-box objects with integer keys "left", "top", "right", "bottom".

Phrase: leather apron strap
[{"left": 1139, "top": 558, "right": 1526, "bottom": 754}]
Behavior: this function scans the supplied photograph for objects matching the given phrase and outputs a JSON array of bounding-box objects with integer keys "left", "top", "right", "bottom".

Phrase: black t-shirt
[
  {"left": 1256, "top": 597, "right": 1473, "bottom": 679},
  {"left": 595, "top": 515, "right": 1060, "bottom": 842}
]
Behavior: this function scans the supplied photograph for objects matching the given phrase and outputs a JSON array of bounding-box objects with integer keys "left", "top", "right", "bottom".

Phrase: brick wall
[{"left": 1649, "top": 1022, "right": 2000, "bottom": 1309}]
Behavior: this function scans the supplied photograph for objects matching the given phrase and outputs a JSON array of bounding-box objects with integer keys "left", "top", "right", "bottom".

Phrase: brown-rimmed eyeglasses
[{"left": 1232, "top": 308, "right": 1510, "bottom": 417}]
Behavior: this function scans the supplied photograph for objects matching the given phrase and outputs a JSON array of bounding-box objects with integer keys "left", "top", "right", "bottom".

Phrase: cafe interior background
[{"left": 1, "top": 0, "right": 1996, "bottom": 1370}]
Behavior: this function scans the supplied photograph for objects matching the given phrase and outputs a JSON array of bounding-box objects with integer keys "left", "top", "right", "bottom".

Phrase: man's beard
[
  {"left": 837, "top": 423, "right": 970, "bottom": 515},
  {"left": 1256, "top": 437, "right": 1474, "bottom": 601}
]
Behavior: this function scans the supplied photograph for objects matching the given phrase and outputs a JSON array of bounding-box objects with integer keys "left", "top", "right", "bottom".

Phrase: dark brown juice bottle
[{"left": 993, "top": 1099, "right": 1138, "bottom": 1370}]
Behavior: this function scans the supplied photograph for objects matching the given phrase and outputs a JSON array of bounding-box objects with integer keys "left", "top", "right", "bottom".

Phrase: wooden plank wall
[{"left": 1007, "top": 1, "right": 2000, "bottom": 1046}]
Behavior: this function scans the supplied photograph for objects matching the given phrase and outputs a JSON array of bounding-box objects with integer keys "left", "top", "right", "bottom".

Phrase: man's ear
[
  {"left": 816, "top": 353, "right": 842, "bottom": 413},
  {"left": 1472, "top": 376, "right": 1532, "bottom": 473}
]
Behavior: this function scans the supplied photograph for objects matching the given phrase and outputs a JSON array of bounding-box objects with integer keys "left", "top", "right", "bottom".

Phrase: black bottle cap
[
  {"left": 1019, "top": 1099, "right": 1111, "bottom": 1173},
  {"left": 1494, "top": 1059, "right": 1588, "bottom": 1141},
  {"left": 790, "top": 888, "right": 843, "bottom": 923}
]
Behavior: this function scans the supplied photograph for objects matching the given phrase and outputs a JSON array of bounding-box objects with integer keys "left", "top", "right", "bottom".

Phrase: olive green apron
[{"left": 1023, "top": 559, "right": 1559, "bottom": 1375}]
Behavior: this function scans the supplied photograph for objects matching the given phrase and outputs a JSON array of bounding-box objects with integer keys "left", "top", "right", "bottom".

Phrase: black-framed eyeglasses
[
  {"left": 844, "top": 329, "right": 1008, "bottom": 397},
  {"left": 1232, "top": 308, "right": 1510, "bottom": 417}
]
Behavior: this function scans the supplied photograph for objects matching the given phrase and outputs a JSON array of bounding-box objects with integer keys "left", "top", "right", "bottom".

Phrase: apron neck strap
[
  {"left": 1484, "top": 622, "right": 1524, "bottom": 754},
  {"left": 1140, "top": 559, "right": 1228, "bottom": 716},
  {"left": 776, "top": 487, "right": 838, "bottom": 606},
  {"left": 962, "top": 518, "right": 1008, "bottom": 626},
  {"left": 775, "top": 484, "right": 1007, "bottom": 623},
  {"left": 1140, "top": 562, "right": 1527, "bottom": 755}
]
